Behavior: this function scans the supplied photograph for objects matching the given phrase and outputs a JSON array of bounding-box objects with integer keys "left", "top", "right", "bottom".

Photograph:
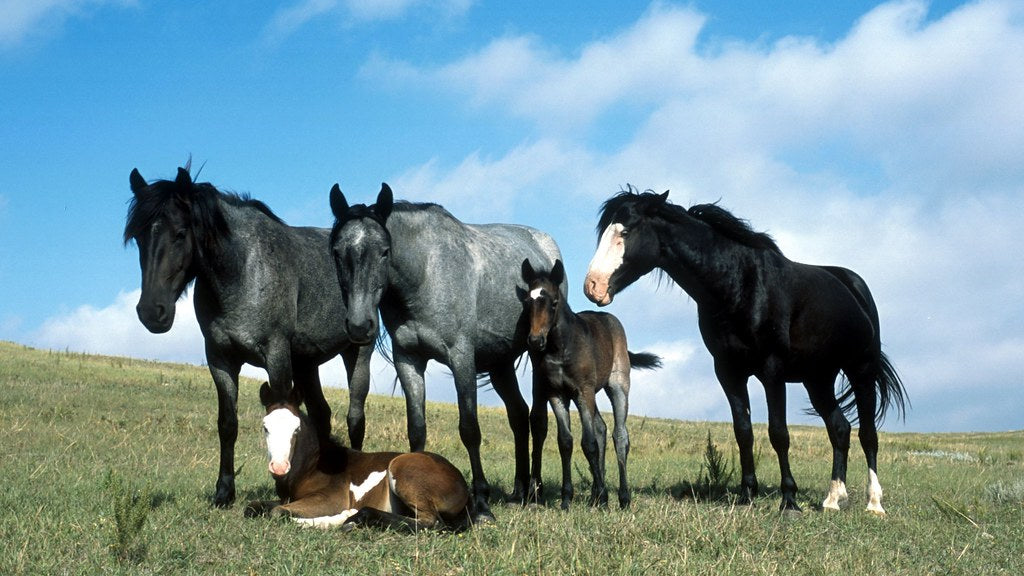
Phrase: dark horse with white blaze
[
  {"left": 245, "top": 383, "right": 472, "bottom": 531},
  {"left": 329, "top": 183, "right": 563, "bottom": 521},
  {"left": 584, "top": 190, "right": 907, "bottom": 514},
  {"left": 124, "top": 166, "right": 373, "bottom": 506},
  {"left": 521, "top": 258, "right": 661, "bottom": 510}
]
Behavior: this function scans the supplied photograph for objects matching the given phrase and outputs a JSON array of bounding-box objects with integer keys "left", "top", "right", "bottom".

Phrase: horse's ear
[
  {"left": 657, "top": 190, "right": 670, "bottom": 204},
  {"left": 175, "top": 167, "right": 192, "bottom": 188},
  {"left": 550, "top": 259, "right": 565, "bottom": 287},
  {"left": 521, "top": 258, "right": 536, "bottom": 283},
  {"left": 329, "top": 184, "right": 349, "bottom": 219},
  {"left": 259, "top": 382, "right": 273, "bottom": 408},
  {"left": 130, "top": 168, "right": 147, "bottom": 195},
  {"left": 376, "top": 183, "right": 394, "bottom": 222}
]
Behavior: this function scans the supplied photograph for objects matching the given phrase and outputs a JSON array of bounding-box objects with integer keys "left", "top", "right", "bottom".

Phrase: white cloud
[
  {"left": 264, "top": 0, "right": 473, "bottom": 42},
  {"left": 31, "top": 289, "right": 206, "bottom": 364},
  {"left": 0, "top": 0, "right": 134, "bottom": 49},
  {"left": 360, "top": 0, "right": 1024, "bottom": 432}
]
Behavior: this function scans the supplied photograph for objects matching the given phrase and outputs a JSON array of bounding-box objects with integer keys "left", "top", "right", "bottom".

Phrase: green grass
[{"left": 1, "top": 340, "right": 1022, "bottom": 575}]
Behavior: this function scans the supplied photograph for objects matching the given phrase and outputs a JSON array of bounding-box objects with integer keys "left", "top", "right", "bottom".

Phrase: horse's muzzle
[
  {"left": 527, "top": 334, "right": 547, "bottom": 352},
  {"left": 136, "top": 301, "right": 175, "bottom": 333}
]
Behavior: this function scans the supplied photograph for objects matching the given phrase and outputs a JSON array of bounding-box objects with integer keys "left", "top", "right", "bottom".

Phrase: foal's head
[
  {"left": 329, "top": 183, "right": 394, "bottom": 345},
  {"left": 259, "top": 382, "right": 303, "bottom": 479},
  {"left": 521, "top": 259, "right": 566, "bottom": 353}
]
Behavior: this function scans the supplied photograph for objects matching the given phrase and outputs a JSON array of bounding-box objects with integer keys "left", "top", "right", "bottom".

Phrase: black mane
[
  {"left": 596, "top": 189, "right": 781, "bottom": 254},
  {"left": 686, "top": 203, "right": 781, "bottom": 253},
  {"left": 123, "top": 171, "right": 284, "bottom": 251}
]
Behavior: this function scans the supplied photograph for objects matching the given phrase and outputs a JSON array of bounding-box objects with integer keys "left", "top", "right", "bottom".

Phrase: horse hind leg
[
  {"left": 386, "top": 453, "right": 473, "bottom": 531},
  {"left": 803, "top": 374, "right": 851, "bottom": 511},
  {"left": 605, "top": 374, "right": 631, "bottom": 509},
  {"left": 850, "top": 373, "right": 886, "bottom": 516},
  {"left": 575, "top": 389, "right": 609, "bottom": 508}
]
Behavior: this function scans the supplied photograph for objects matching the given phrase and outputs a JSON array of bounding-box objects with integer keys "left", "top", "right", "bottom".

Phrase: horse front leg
[
  {"left": 716, "top": 359, "right": 757, "bottom": 503},
  {"left": 206, "top": 348, "right": 241, "bottom": 507},
  {"left": 763, "top": 375, "right": 800, "bottom": 513},
  {"left": 549, "top": 395, "right": 574, "bottom": 510},
  {"left": 342, "top": 343, "right": 373, "bottom": 450},
  {"left": 490, "top": 362, "right": 531, "bottom": 505},
  {"left": 393, "top": 347, "right": 428, "bottom": 452},
  {"left": 528, "top": 368, "right": 549, "bottom": 505},
  {"left": 293, "top": 359, "right": 331, "bottom": 440}
]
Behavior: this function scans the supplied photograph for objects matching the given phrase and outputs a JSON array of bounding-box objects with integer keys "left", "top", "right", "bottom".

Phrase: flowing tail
[
  {"left": 835, "top": 351, "right": 908, "bottom": 425},
  {"left": 628, "top": 351, "right": 662, "bottom": 370}
]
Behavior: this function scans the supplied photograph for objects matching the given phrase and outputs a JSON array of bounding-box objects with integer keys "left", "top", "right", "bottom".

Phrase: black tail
[
  {"left": 628, "top": 351, "right": 662, "bottom": 370},
  {"left": 835, "top": 351, "right": 909, "bottom": 425},
  {"left": 874, "top": 351, "right": 908, "bottom": 423}
]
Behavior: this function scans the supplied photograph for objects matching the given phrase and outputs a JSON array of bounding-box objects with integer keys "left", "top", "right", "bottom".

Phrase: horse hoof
[{"left": 472, "top": 510, "right": 496, "bottom": 525}]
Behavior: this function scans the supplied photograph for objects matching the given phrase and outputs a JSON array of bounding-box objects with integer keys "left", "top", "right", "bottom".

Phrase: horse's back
[{"left": 388, "top": 208, "right": 562, "bottom": 365}]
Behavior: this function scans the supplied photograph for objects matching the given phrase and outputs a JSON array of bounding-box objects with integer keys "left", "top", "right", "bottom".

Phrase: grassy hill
[{"left": 1, "top": 340, "right": 1021, "bottom": 574}]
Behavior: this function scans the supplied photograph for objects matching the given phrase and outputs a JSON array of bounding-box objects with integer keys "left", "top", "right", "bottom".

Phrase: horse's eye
[
  {"left": 618, "top": 228, "right": 629, "bottom": 238},
  {"left": 174, "top": 229, "right": 188, "bottom": 242}
]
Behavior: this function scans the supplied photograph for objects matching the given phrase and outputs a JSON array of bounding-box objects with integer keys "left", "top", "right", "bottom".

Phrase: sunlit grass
[{"left": 1, "top": 340, "right": 1022, "bottom": 575}]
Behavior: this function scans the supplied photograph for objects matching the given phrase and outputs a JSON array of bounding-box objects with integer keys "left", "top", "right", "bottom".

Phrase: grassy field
[{"left": 1, "top": 340, "right": 1022, "bottom": 575}]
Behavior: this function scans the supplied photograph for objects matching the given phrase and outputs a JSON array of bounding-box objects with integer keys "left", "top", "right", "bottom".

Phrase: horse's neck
[
  {"left": 546, "top": 302, "right": 581, "bottom": 355},
  {"left": 193, "top": 201, "right": 272, "bottom": 287},
  {"left": 382, "top": 211, "right": 434, "bottom": 298},
  {"left": 658, "top": 219, "right": 765, "bottom": 310}
]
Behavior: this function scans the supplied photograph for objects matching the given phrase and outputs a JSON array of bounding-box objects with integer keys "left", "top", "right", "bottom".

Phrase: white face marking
[
  {"left": 263, "top": 408, "right": 300, "bottom": 475},
  {"left": 529, "top": 287, "right": 546, "bottom": 300},
  {"left": 589, "top": 223, "right": 626, "bottom": 284},
  {"left": 350, "top": 469, "right": 387, "bottom": 502}
]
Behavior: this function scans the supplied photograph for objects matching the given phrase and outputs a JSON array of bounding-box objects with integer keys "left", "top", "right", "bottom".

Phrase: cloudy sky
[{"left": 1, "top": 0, "right": 1021, "bottom": 433}]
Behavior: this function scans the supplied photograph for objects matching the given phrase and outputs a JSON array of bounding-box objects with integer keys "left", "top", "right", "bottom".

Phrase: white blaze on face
[
  {"left": 263, "top": 408, "right": 300, "bottom": 476},
  {"left": 529, "top": 287, "right": 545, "bottom": 300},
  {"left": 585, "top": 223, "right": 626, "bottom": 303}
]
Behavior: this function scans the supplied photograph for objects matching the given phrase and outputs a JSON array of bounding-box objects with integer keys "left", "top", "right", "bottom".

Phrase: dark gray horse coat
[
  {"left": 125, "top": 167, "right": 373, "bottom": 506},
  {"left": 330, "top": 185, "right": 563, "bottom": 521}
]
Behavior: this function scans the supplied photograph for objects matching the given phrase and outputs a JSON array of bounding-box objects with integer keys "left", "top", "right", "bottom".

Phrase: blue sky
[{"left": 1, "top": 0, "right": 1021, "bottom": 433}]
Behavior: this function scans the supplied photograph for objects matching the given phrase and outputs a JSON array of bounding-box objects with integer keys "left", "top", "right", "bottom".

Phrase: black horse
[
  {"left": 124, "top": 165, "right": 373, "bottom": 506},
  {"left": 584, "top": 190, "right": 907, "bottom": 514},
  {"left": 329, "top": 183, "right": 563, "bottom": 522}
]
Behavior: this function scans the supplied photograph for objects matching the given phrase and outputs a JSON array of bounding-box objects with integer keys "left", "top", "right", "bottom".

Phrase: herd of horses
[{"left": 124, "top": 165, "right": 908, "bottom": 531}]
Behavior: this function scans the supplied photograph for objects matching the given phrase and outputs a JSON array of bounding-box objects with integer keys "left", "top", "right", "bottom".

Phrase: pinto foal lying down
[{"left": 245, "top": 383, "right": 472, "bottom": 531}]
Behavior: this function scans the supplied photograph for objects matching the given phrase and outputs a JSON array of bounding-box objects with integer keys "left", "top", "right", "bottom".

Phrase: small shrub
[
  {"left": 694, "top": 431, "right": 735, "bottom": 500},
  {"left": 101, "top": 469, "right": 152, "bottom": 564},
  {"left": 984, "top": 479, "right": 1024, "bottom": 505}
]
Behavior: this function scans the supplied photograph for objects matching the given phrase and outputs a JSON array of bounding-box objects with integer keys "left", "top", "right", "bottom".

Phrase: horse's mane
[
  {"left": 123, "top": 169, "right": 284, "bottom": 252},
  {"left": 596, "top": 188, "right": 781, "bottom": 254},
  {"left": 686, "top": 203, "right": 781, "bottom": 254}
]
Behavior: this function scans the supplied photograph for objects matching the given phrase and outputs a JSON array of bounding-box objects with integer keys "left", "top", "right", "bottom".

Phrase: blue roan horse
[
  {"left": 124, "top": 166, "right": 373, "bottom": 506},
  {"left": 584, "top": 190, "right": 907, "bottom": 514},
  {"left": 329, "top": 183, "right": 563, "bottom": 522}
]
